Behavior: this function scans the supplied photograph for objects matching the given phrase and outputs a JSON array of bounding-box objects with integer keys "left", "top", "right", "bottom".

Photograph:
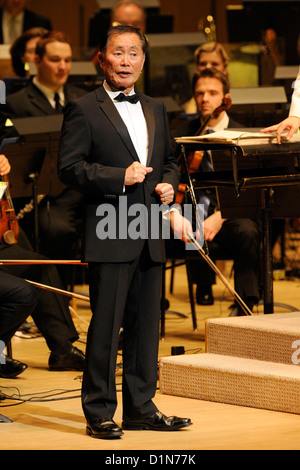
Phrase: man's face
[
  {"left": 35, "top": 41, "right": 72, "bottom": 91},
  {"left": 197, "top": 51, "right": 227, "bottom": 74},
  {"left": 4, "top": 0, "right": 27, "bottom": 16},
  {"left": 194, "top": 77, "right": 225, "bottom": 120},
  {"left": 98, "top": 32, "right": 145, "bottom": 94}
]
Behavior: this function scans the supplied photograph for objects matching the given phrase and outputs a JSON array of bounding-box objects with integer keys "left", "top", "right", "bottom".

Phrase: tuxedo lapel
[
  {"left": 27, "top": 83, "right": 56, "bottom": 115},
  {"left": 95, "top": 87, "right": 139, "bottom": 162}
]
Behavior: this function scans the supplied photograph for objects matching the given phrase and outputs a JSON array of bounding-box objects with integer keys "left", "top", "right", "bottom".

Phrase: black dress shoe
[
  {"left": 86, "top": 418, "right": 124, "bottom": 439},
  {"left": 48, "top": 346, "right": 85, "bottom": 371},
  {"left": 122, "top": 411, "right": 192, "bottom": 431},
  {"left": 0, "top": 357, "right": 28, "bottom": 378},
  {"left": 196, "top": 285, "right": 214, "bottom": 305}
]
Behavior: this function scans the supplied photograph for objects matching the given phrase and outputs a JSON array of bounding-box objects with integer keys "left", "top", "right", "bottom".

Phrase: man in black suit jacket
[
  {"left": 58, "top": 25, "right": 191, "bottom": 439},
  {"left": 1, "top": 31, "right": 86, "bottom": 269},
  {"left": 0, "top": 0, "right": 52, "bottom": 44},
  {"left": 171, "top": 68, "right": 261, "bottom": 314}
]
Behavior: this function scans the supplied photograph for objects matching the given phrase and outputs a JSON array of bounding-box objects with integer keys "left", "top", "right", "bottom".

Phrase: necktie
[
  {"left": 54, "top": 93, "right": 63, "bottom": 113},
  {"left": 115, "top": 93, "right": 140, "bottom": 104}
]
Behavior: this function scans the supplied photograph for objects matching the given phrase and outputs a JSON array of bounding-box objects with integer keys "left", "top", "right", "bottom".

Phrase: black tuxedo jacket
[
  {"left": 0, "top": 80, "right": 87, "bottom": 140},
  {"left": 58, "top": 85, "right": 180, "bottom": 264},
  {"left": 2, "top": 80, "right": 86, "bottom": 118},
  {"left": 0, "top": 8, "right": 52, "bottom": 43}
]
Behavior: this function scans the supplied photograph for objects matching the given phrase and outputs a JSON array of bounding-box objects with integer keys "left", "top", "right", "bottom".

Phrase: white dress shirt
[
  {"left": 289, "top": 69, "right": 300, "bottom": 118},
  {"left": 2, "top": 10, "right": 24, "bottom": 44},
  {"left": 103, "top": 81, "right": 148, "bottom": 166}
]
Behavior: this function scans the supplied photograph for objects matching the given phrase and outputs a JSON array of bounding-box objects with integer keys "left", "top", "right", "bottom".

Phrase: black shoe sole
[{"left": 122, "top": 421, "right": 192, "bottom": 431}]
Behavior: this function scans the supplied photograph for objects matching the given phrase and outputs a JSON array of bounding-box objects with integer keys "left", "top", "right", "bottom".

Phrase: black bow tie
[{"left": 115, "top": 93, "right": 140, "bottom": 104}]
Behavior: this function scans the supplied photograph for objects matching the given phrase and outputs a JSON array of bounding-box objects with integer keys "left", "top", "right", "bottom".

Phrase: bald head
[{"left": 111, "top": 1, "right": 146, "bottom": 33}]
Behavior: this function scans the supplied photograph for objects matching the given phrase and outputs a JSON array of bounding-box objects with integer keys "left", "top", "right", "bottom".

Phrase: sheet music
[{"left": 175, "top": 130, "right": 300, "bottom": 146}]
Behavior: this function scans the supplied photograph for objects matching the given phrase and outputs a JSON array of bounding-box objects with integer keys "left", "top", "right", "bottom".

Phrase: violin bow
[
  {"left": 0, "top": 259, "right": 90, "bottom": 302},
  {"left": 185, "top": 233, "right": 253, "bottom": 316},
  {"left": 25, "top": 279, "right": 90, "bottom": 302}
]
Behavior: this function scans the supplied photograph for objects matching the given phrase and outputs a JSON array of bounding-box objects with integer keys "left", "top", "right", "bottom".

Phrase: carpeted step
[
  {"left": 160, "top": 353, "right": 300, "bottom": 414},
  {"left": 205, "top": 312, "right": 300, "bottom": 365}
]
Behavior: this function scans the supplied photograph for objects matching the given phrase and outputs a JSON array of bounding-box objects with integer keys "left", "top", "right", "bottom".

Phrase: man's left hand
[{"left": 155, "top": 183, "right": 174, "bottom": 204}]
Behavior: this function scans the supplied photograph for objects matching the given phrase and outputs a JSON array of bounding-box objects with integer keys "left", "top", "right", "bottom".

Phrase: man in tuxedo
[
  {"left": 0, "top": 0, "right": 52, "bottom": 44},
  {"left": 1, "top": 30, "right": 86, "bottom": 273},
  {"left": 171, "top": 68, "right": 260, "bottom": 313},
  {"left": 58, "top": 25, "right": 191, "bottom": 439}
]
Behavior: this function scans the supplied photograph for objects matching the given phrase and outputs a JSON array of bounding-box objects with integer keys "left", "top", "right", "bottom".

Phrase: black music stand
[
  {"left": 1, "top": 115, "right": 65, "bottom": 251},
  {"left": 179, "top": 135, "right": 300, "bottom": 314}
]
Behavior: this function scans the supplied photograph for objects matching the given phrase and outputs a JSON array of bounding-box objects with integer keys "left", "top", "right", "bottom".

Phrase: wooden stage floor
[{"left": 1, "top": 262, "right": 300, "bottom": 451}]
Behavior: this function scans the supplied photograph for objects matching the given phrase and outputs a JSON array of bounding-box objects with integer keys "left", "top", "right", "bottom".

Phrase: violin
[
  {"left": 175, "top": 96, "right": 232, "bottom": 205},
  {"left": 0, "top": 175, "right": 19, "bottom": 245}
]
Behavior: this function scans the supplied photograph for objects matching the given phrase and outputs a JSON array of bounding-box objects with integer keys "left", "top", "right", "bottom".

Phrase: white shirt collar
[
  {"left": 103, "top": 80, "right": 136, "bottom": 101},
  {"left": 32, "top": 76, "right": 64, "bottom": 108},
  {"left": 206, "top": 112, "right": 229, "bottom": 133}
]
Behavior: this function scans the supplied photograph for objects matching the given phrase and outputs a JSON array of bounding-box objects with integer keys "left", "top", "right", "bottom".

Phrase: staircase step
[
  {"left": 206, "top": 312, "right": 300, "bottom": 365},
  {"left": 160, "top": 353, "right": 300, "bottom": 414}
]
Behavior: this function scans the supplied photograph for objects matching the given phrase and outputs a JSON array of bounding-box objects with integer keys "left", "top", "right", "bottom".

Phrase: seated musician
[
  {"left": 170, "top": 68, "right": 261, "bottom": 315},
  {"left": 0, "top": 30, "right": 86, "bottom": 281},
  {"left": 0, "top": 154, "right": 85, "bottom": 377}
]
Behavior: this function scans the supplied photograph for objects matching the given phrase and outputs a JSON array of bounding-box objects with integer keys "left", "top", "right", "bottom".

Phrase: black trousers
[
  {"left": 0, "top": 242, "right": 78, "bottom": 351},
  {"left": 190, "top": 218, "right": 260, "bottom": 303},
  {"left": 0, "top": 271, "right": 37, "bottom": 347},
  {"left": 82, "top": 243, "right": 162, "bottom": 424}
]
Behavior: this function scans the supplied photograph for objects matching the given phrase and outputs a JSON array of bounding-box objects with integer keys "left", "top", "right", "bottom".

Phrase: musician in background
[
  {"left": 171, "top": 68, "right": 260, "bottom": 315},
  {"left": 182, "top": 41, "right": 229, "bottom": 115},
  {"left": 0, "top": 154, "right": 85, "bottom": 375},
  {"left": 0, "top": 153, "right": 36, "bottom": 378},
  {"left": 0, "top": 0, "right": 52, "bottom": 44},
  {"left": 262, "top": 69, "right": 300, "bottom": 142},
  {"left": 0, "top": 271, "right": 37, "bottom": 378},
  {"left": 0, "top": 30, "right": 86, "bottom": 281},
  {"left": 9, "top": 26, "right": 48, "bottom": 77},
  {"left": 88, "top": 0, "right": 146, "bottom": 49}
]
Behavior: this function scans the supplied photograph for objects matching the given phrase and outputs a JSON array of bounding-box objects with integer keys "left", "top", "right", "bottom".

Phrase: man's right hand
[{"left": 124, "top": 161, "right": 153, "bottom": 185}]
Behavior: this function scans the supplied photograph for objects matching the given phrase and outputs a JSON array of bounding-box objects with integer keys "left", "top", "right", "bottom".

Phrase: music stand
[
  {"left": 229, "top": 86, "right": 288, "bottom": 127},
  {"left": 1, "top": 115, "right": 65, "bottom": 251},
  {"left": 179, "top": 135, "right": 300, "bottom": 314}
]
